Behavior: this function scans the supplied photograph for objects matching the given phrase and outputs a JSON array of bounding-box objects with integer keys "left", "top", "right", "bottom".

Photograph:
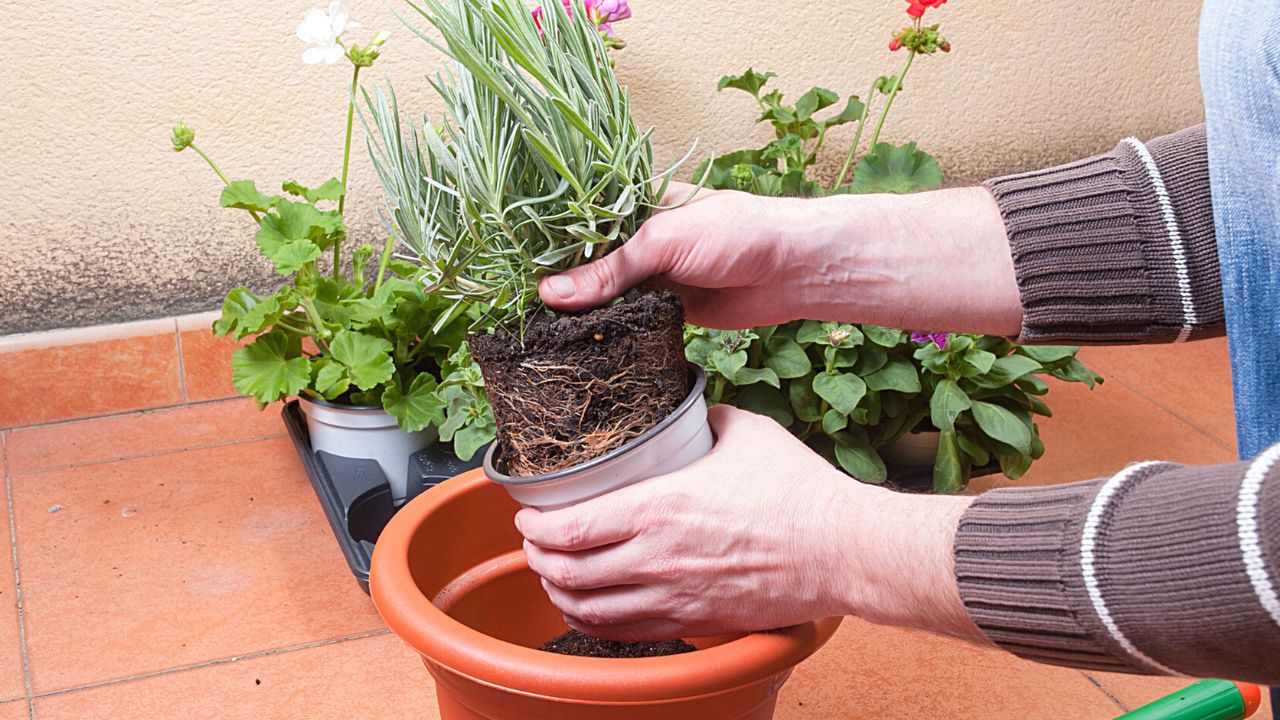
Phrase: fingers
[
  {"left": 538, "top": 239, "right": 662, "bottom": 311},
  {"left": 524, "top": 540, "right": 649, "bottom": 591},
  {"left": 540, "top": 579, "right": 673, "bottom": 627},
  {"left": 515, "top": 497, "right": 643, "bottom": 552}
]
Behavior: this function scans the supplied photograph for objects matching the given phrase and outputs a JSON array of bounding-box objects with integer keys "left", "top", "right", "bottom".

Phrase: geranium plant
[
  {"left": 172, "top": 1, "right": 473, "bottom": 442},
  {"left": 688, "top": 0, "right": 1102, "bottom": 492}
]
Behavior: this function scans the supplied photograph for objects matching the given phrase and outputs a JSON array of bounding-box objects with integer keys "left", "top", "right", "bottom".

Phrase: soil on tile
[
  {"left": 541, "top": 629, "right": 698, "bottom": 658},
  {"left": 469, "top": 289, "right": 688, "bottom": 477}
]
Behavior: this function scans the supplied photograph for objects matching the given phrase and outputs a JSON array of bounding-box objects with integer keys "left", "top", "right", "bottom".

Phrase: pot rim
[
  {"left": 371, "top": 469, "right": 842, "bottom": 703},
  {"left": 483, "top": 364, "right": 708, "bottom": 486},
  {"left": 297, "top": 395, "right": 384, "bottom": 413}
]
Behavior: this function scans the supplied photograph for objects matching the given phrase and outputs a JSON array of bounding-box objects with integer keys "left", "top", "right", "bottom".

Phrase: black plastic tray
[{"left": 282, "top": 400, "right": 487, "bottom": 594}]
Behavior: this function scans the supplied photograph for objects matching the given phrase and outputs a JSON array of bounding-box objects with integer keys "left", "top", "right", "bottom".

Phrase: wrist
[{"left": 834, "top": 482, "right": 986, "bottom": 642}]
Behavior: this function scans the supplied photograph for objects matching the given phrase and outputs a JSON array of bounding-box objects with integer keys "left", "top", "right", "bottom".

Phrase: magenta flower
[
  {"left": 911, "top": 331, "right": 949, "bottom": 350},
  {"left": 532, "top": 0, "right": 631, "bottom": 37}
]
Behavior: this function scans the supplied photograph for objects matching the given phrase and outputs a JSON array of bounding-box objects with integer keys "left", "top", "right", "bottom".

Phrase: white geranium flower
[{"left": 297, "top": 1, "right": 362, "bottom": 65}]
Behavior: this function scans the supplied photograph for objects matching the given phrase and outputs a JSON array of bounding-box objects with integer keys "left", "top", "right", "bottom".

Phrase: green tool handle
[{"left": 1115, "top": 679, "right": 1261, "bottom": 720}]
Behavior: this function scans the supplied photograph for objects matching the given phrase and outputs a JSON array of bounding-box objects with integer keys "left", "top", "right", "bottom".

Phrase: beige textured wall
[{"left": 0, "top": 0, "right": 1204, "bottom": 335}]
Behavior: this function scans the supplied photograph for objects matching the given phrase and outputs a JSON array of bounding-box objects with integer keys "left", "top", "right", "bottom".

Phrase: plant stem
[
  {"left": 190, "top": 143, "right": 261, "bottom": 224},
  {"left": 373, "top": 233, "right": 396, "bottom": 295},
  {"left": 335, "top": 64, "right": 362, "bottom": 277},
  {"left": 711, "top": 375, "right": 726, "bottom": 405},
  {"left": 831, "top": 79, "right": 878, "bottom": 190},
  {"left": 867, "top": 49, "right": 917, "bottom": 152}
]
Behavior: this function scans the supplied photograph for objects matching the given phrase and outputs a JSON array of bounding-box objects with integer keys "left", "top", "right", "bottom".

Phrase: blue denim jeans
[
  {"left": 1200, "top": 0, "right": 1280, "bottom": 701},
  {"left": 1200, "top": 0, "right": 1280, "bottom": 460}
]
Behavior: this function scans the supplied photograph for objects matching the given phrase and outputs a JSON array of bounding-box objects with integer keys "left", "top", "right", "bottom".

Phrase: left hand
[{"left": 515, "top": 404, "right": 866, "bottom": 642}]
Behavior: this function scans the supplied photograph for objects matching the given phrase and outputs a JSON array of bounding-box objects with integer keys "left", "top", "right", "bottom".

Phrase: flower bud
[{"left": 171, "top": 122, "right": 195, "bottom": 152}]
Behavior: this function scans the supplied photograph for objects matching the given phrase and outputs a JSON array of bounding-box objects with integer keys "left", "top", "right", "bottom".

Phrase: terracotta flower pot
[{"left": 371, "top": 469, "right": 842, "bottom": 720}]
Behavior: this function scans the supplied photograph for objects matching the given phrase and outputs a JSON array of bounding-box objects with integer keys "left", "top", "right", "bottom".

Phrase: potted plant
[
  {"left": 171, "top": 2, "right": 484, "bottom": 502},
  {"left": 367, "top": 0, "right": 841, "bottom": 714},
  {"left": 367, "top": 0, "right": 710, "bottom": 510},
  {"left": 686, "top": 0, "right": 1102, "bottom": 492}
]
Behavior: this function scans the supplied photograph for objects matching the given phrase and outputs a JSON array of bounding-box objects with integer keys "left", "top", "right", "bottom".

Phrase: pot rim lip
[
  {"left": 483, "top": 364, "right": 707, "bottom": 486},
  {"left": 371, "top": 469, "right": 843, "bottom": 702},
  {"left": 297, "top": 395, "right": 385, "bottom": 413}
]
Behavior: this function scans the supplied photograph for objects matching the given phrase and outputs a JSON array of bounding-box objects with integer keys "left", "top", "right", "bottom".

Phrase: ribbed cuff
[
  {"left": 984, "top": 125, "right": 1223, "bottom": 344},
  {"left": 954, "top": 477, "right": 1136, "bottom": 672},
  {"left": 956, "top": 458, "right": 1280, "bottom": 682}
]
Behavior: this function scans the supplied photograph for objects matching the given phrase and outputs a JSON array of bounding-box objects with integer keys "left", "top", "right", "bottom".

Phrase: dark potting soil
[
  {"left": 468, "top": 289, "right": 689, "bottom": 476},
  {"left": 541, "top": 629, "right": 698, "bottom": 658}
]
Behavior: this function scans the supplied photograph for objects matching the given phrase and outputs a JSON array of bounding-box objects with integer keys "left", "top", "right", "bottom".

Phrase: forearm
[
  {"left": 835, "top": 483, "right": 987, "bottom": 642},
  {"left": 793, "top": 125, "right": 1222, "bottom": 344},
  {"left": 793, "top": 187, "right": 1023, "bottom": 337}
]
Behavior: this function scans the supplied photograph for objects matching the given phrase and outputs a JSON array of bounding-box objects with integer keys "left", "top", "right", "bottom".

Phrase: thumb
[{"left": 538, "top": 241, "right": 662, "bottom": 311}]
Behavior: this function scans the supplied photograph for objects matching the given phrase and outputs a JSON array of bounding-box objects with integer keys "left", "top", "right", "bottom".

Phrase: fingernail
[
  {"left": 545, "top": 274, "right": 575, "bottom": 300},
  {"left": 514, "top": 512, "right": 524, "bottom": 533}
]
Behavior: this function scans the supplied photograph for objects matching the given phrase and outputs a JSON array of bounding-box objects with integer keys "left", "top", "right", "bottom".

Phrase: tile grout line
[
  {"left": 1085, "top": 364, "right": 1236, "bottom": 454},
  {"left": 30, "top": 628, "right": 392, "bottom": 701},
  {"left": 1, "top": 395, "right": 249, "bottom": 434},
  {"left": 172, "top": 319, "right": 189, "bottom": 404},
  {"left": 10, "top": 433, "right": 290, "bottom": 478},
  {"left": 3, "top": 434, "right": 36, "bottom": 720},
  {"left": 1079, "top": 671, "right": 1130, "bottom": 712}
]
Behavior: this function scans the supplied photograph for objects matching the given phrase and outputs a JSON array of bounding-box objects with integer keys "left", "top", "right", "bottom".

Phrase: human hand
[
  {"left": 538, "top": 183, "right": 1023, "bottom": 335},
  {"left": 515, "top": 404, "right": 982, "bottom": 642},
  {"left": 537, "top": 182, "right": 828, "bottom": 329}
]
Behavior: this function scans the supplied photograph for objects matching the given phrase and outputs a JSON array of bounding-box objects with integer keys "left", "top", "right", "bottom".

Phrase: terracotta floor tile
[
  {"left": 7, "top": 399, "right": 285, "bottom": 475},
  {"left": 968, "top": 371, "right": 1237, "bottom": 493},
  {"left": 0, "top": 700, "right": 28, "bottom": 720},
  {"left": 12, "top": 437, "right": 383, "bottom": 693},
  {"left": 775, "top": 620, "right": 1122, "bottom": 719},
  {"left": 1086, "top": 672, "right": 1273, "bottom": 719},
  {"left": 1077, "top": 338, "right": 1237, "bottom": 452},
  {"left": 0, "top": 333, "right": 183, "bottom": 430},
  {"left": 179, "top": 327, "right": 244, "bottom": 404},
  {"left": 33, "top": 633, "right": 437, "bottom": 720},
  {"left": 0, "top": 461, "right": 27, "bottom": 703}
]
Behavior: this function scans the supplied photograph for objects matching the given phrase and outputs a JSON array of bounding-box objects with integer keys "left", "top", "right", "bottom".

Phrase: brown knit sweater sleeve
[
  {"left": 983, "top": 125, "right": 1224, "bottom": 344},
  {"left": 954, "top": 449, "right": 1280, "bottom": 684}
]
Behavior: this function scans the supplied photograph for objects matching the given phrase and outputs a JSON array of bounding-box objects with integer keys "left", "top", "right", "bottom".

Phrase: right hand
[{"left": 537, "top": 182, "right": 825, "bottom": 329}]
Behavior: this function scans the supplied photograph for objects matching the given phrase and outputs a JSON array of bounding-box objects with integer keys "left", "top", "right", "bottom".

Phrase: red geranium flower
[{"left": 906, "top": 0, "right": 947, "bottom": 17}]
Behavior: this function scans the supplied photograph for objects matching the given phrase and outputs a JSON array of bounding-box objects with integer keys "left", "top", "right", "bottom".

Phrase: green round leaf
[
  {"left": 382, "top": 374, "right": 446, "bottom": 432},
  {"left": 848, "top": 142, "right": 943, "bottom": 195},
  {"left": 813, "top": 372, "right": 867, "bottom": 415},
  {"left": 230, "top": 330, "right": 311, "bottom": 404},
  {"left": 764, "top": 337, "right": 811, "bottom": 379},
  {"left": 329, "top": 330, "right": 395, "bottom": 390}
]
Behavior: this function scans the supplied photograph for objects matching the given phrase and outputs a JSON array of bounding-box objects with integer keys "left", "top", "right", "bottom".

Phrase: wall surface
[{"left": 0, "top": 0, "right": 1205, "bottom": 335}]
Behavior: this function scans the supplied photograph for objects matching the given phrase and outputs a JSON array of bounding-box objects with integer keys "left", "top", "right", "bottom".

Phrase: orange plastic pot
[{"left": 371, "top": 469, "right": 842, "bottom": 720}]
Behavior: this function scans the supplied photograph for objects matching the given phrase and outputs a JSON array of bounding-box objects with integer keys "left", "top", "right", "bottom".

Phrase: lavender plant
[{"left": 365, "top": 0, "right": 695, "bottom": 332}]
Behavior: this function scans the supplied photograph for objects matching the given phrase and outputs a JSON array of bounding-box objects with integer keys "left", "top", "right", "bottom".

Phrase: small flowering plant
[
  {"left": 171, "top": 1, "right": 476, "bottom": 444},
  {"left": 688, "top": 0, "right": 1102, "bottom": 491}
]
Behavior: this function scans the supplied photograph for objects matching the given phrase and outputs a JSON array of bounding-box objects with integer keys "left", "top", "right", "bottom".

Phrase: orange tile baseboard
[{"left": 0, "top": 311, "right": 240, "bottom": 430}]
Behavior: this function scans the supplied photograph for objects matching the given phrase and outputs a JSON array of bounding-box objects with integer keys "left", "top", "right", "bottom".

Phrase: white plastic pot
[
  {"left": 483, "top": 365, "right": 712, "bottom": 511},
  {"left": 299, "top": 397, "right": 438, "bottom": 503},
  {"left": 879, "top": 428, "right": 941, "bottom": 466}
]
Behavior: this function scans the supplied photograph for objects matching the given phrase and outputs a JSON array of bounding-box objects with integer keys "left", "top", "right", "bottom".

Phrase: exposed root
[{"left": 470, "top": 290, "right": 688, "bottom": 476}]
